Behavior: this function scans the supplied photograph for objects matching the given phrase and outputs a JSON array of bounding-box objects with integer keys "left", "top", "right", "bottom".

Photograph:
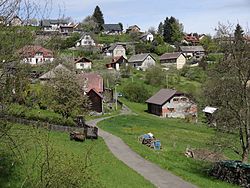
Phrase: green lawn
[
  {"left": 0, "top": 123, "right": 154, "bottom": 188},
  {"left": 98, "top": 101, "right": 239, "bottom": 188}
]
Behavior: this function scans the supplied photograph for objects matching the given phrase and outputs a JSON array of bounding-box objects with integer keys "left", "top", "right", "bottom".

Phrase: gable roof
[
  {"left": 19, "top": 45, "right": 53, "bottom": 58},
  {"left": 127, "top": 25, "right": 140, "bottom": 30},
  {"left": 128, "top": 53, "right": 155, "bottom": 63},
  {"left": 108, "top": 44, "right": 125, "bottom": 52},
  {"left": 146, "top": 89, "right": 182, "bottom": 105},
  {"left": 74, "top": 57, "right": 92, "bottom": 64},
  {"left": 39, "top": 64, "right": 70, "bottom": 80},
  {"left": 160, "top": 52, "right": 184, "bottom": 60},
  {"left": 87, "top": 88, "right": 104, "bottom": 99},
  {"left": 180, "top": 46, "right": 205, "bottom": 52},
  {"left": 103, "top": 24, "right": 122, "bottom": 32},
  {"left": 77, "top": 73, "right": 103, "bottom": 93},
  {"left": 40, "top": 19, "right": 68, "bottom": 27}
]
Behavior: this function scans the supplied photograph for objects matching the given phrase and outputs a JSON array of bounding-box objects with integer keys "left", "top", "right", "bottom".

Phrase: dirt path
[{"left": 87, "top": 117, "right": 197, "bottom": 188}]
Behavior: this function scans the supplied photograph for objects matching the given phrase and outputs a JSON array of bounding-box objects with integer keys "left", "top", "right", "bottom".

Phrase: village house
[
  {"left": 160, "top": 52, "right": 186, "bottom": 69},
  {"left": 128, "top": 53, "right": 156, "bottom": 71},
  {"left": 59, "top": 25, "right": 74, "bottom": 35},
  {"left": 77, "top": 73, "right": 104, "bottom": 113},
  {"left": 39, "top": 64, "right": 70, "bottom": 84},
  {"left": 106, "top": 56, "right": 127, "bottom": 70},
  {"left": 140, "top": 32, "right": 154, "bottom": 42},
  {"left": 74, "top": 57, "right": 92, "bottom": 70},
  {"left": 19, "top": 45, "right": 54, "bottom": 65},
  {"left": 179, "top": 46, "right": 205, "bottom": 59},
  {"left": 40, "top": 19, "right": 69, "bottom": 32},
  {"left": 10, "top": 16, "right": 23, "bottom": 26},
  {"left": 105, "top": 44, "right": 127, "bottom": 58},
  {"left": 126, "top": 25, "right": 141, "bottom": 33},
  {"left": 76, "top": 34, "right": 96, "bottom": 47},
  {"left": 103, "top": 24, "right": 122, "bottom": 35},
  {"left": 182, "top": 35, "right": 199, "bottom": 46},
  {"left": 146, "top": 89, "right": 197, "bottom": 119}
]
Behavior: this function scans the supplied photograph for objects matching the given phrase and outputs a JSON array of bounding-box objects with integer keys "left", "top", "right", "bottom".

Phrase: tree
[
  {"left": 82, "top": 15, "right": 98, "bottom": 32},
  {"left": 204, "top": 24, "right": 250, "bottom": 162},
  {"left": 148, "top": 26, "right": 156, "bottom": 35},
  {"left": 118, "top": 22, "right": 123, "bottom": 31},
  {"left": 145, "top": 66, "right": 166, "bottom": 86},
  {"left": 49, "top": 70, "right": 90, "bottom": 119},
  {"left": 157, "top": 22, "right": 163, "bottom": 35},
  {"left": 122, "top": 82, "right": 150, "bottom": 103},
  {"left": 92, "top": 5, "right": 104, "bottom": 32},
  {"left": 162, "top": 16, "right": 183, "bottom": 44}
]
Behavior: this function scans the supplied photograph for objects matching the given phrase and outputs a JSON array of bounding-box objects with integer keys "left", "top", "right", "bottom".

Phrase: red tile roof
[
  {"left": 77, "top": 73, "right": 103, "bottom": 93},
  {"left": 19, "top": 45, "right": 53, "bottom": 58}
]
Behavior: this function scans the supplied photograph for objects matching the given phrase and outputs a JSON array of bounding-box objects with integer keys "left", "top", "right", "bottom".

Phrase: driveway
[{"left": 87, "top": 118, "right": 197, "bottom": 188}]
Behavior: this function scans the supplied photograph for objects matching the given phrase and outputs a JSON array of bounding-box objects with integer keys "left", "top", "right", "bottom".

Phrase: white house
[
  {"left": 19, "top": 45, "right": 54, "bottom": 65},
  {"left": 128, "top": 53, "right": 156, "bottom": 71},
  {"left": 76, "top": 34, "right": 96, "bottom": 47},
  {"left": 105, "top": 44, "right": 127, "bottom": 59},
  {"left": 140, "top": 32, "right": 154, "bottom": 42},
  {"left": 160, "top": 52, "right": 186, "bottom": 69},
  {"left": 75, "top": 57, "right": 92, "bottom": 70}
]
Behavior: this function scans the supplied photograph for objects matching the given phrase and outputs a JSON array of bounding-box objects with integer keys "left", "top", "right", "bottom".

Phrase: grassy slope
[
  {"left": 99, "top": 100, "right": 239, "bottom": 188},
  {"left": 0, "top": 123, "right": 154, "bottom": 188}
]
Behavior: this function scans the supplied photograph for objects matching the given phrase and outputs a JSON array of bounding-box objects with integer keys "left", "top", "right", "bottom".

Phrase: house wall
[
  {"left": 176, "top": 54, "right": 186, "bottom": 69},
  {"left": 75, "top": 62, "right": 92, "bottom": 70},
  {"left": 140, "top": 56, "right": 155, "bottom": 71},
  {"left": 87, "top": 90, "right": 103, "bottom": 113},
  {"left": 23, "top": 57, "right": 54, "bottom": 65},
  {"left": 146, "top": 34, "right": 154, "bottom": 41},
  {"left": 161, "top": 96, "right": 197, "bottom": 118},
  {"left": 80, "top": 35, "right": 95, "bottom": 46},
  {"left": 113, "top": 46, "right": 126, "bottom": 58}
]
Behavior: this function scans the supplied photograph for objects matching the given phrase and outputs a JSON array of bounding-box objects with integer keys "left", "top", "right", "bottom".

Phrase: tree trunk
[{"left": 242, "top": 149, "right": 249, "bottom": 163}]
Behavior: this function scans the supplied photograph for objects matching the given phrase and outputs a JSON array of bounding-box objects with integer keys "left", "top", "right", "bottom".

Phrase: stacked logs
[{"left": 209, "top": 160, "right": 250, "bottom": 187}]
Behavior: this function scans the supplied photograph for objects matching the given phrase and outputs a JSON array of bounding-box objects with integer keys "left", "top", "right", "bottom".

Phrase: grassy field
[
  {"left": 0, "top": 123, "right": 154, "bottom": 188},
  {"left": 98, "top": 100, "right": 239, "bottom": 188}
]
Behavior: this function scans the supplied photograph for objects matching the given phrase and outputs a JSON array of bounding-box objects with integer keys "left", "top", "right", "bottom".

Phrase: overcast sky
[{"left": 39, "top": 0, "right": 250, "bottom": 35}]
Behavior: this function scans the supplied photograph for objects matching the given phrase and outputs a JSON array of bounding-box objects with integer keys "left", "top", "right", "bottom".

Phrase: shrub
[{"left": 122, "top": 82, "right": 150, "bottom": 103}]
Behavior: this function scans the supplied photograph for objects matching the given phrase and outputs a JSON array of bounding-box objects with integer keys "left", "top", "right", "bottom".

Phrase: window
[
  {"left": 173, "top": 98, "right": 179, "bottom": 102},
  {"left": 168, "top": 108, "right": 175, "bottom": 112}
]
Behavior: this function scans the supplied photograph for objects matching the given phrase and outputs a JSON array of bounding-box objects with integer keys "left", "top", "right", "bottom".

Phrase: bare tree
[{"left": 205, "top": 23, "right": 250, "bottom": 162}]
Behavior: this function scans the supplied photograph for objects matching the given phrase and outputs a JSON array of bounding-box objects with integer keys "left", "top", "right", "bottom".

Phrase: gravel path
[{"left": 87, "top": 117, "right": 197, "bottom": 188}]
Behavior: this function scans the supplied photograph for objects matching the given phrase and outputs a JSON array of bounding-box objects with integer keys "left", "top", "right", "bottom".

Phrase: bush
[
  {"left": 122, "top": 82, "right": 150, "bottom": 103},
  {"left": 145, "top": 66, "right": 166, "bottom": 86},
  {"left": 6, "top": 104, "right": 75, "bottom": 126}
]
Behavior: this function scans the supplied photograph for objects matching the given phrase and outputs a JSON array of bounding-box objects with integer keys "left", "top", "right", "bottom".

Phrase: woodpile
[{"left": 209, "top": 160, "right": 250, "bottom": 187}]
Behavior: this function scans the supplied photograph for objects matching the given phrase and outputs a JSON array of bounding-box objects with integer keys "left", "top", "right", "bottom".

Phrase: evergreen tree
[
  {"left": 163, "top": 17, "right": 171, "bottom": 43},
  {"left": 162, "top": 16, "right": 183, "bottom": 44},
  {"left": 118, "top": 22, "right": 123, "bottom": 31},
  {"left": 92, "top": 6, "right": 104, "bottom": 32},
  {"left": 157, "top": 22, "right": 163, "bottom": 35},
  {"left": 234, "top": 24, "right": 244, "bottom": 41}
]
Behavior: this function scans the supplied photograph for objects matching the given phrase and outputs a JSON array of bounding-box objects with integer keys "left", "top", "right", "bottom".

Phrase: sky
[{"left": 37, "top": 0, "right": 250, "bottom": 35}]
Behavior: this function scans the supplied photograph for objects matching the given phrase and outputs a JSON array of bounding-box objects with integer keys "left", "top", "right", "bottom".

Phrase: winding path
[{"left": 87, "top": 117, "right": 197, "bottom": 188}]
